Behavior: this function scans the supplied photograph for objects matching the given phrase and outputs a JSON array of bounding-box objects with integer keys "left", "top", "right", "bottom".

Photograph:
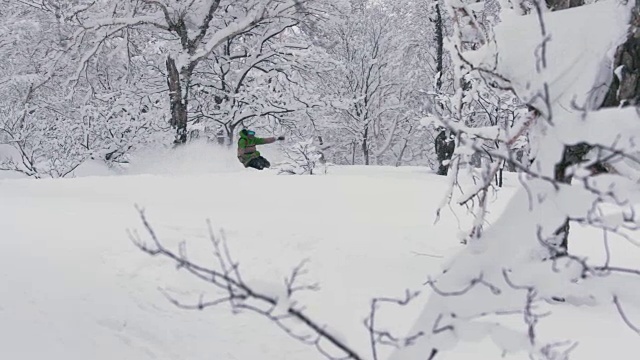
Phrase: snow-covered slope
[{"left": 0, "top": 166, "right": 638, "bottom": 359}]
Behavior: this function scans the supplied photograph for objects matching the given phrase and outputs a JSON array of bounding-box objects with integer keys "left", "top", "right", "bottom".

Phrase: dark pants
[{"left": 247, "top": 156, "right": 271, "bottom": 170}]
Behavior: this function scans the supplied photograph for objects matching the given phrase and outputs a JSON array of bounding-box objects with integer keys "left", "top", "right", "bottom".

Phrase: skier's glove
[{"left": 277, "top": 136, "right": 285, "bottom": 141}]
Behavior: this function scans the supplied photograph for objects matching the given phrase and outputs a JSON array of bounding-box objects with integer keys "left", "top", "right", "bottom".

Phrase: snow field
[
  {"left": 0, "top": 164, "right": 638, "bottom": 359},
  {"left": 0, "top": 166, "right": 465, "bottom": 359}
]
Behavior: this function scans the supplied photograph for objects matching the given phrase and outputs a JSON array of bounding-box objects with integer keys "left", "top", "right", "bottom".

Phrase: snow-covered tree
[
  {"left": 0, "top": 1, "right": 89, "bottom": 177},
  {"left": 189, "top": 22, "right": 315, "bottom": 145},
  {"left": 302, "top": 0, "right": 434, "bottom": 166},
  {"left": 65, "top": 0, "right": 316, "bottom": 145},
  {"left": 0, "top": 0, "right": 328, "bottom": 177},
  {"left": 0, "top": 0, "right": 171, "bottom": 177},
  {"left": 390, "top": 1, "right": 640, "bottom": 359}
]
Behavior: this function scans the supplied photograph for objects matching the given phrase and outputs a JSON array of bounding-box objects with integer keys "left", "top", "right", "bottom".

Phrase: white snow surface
[{"left": 1, "top": 150, "right": 640, "bottom": 359}]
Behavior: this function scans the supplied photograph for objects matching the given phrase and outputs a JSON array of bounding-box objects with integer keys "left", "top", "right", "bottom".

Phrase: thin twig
[
  {"left": 613, "top": 296, "right": 640, "bottom": 334},
  {"left": 131, "top": 208, "right": 366, "bottom": 360}
]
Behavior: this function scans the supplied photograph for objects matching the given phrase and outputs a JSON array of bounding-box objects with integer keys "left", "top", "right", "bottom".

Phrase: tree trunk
[
  {"left": 434, "top": 3, "right": 444, "bottom": 91},
  {"left": 226, "top": 123, "right": 239, "bottom": 147},
  {"left": 166, "top": 56, "right": 188, "bottom": 144},
  {"left": 317, "top": 136, "right": 327, "bottom": 165},
  {"left": 433, "top": 6, "right": 447, "bottom": 174},
  {"left": 351, "top": 141, "right": 357, "bottom": 165},
  {"left": 362, "top": 127, "right": 370, "bottom": 165},
  {"left": 395, "top": 139, "right": 409, "bottom": 167},
  {"left": 602, "top": 9, "right": 640, "bottom": 107},
  {"left": 435, "top": 130, "right": 453, "bottom": 175}
]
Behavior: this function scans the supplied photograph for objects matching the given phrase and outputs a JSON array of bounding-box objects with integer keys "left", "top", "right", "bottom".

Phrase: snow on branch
[
  {"left": 193, "top": 19, "right": 261, "bottom": 62},
  {"left": 83, "top": 15, "right": 168, "bottom": 30},
  {"left": 189, "top": 2, "right": 273, "bottom": 64}
]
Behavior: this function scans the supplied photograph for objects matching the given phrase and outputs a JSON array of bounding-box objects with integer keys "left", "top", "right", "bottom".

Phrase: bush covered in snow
[{"left": 277, "top": 139, "right": 327, "bottom": 175}]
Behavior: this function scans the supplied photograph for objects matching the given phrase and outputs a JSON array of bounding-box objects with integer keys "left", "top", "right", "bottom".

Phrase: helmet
[{"left": 240, "top": 129, "right": 255, "bottom": 137}]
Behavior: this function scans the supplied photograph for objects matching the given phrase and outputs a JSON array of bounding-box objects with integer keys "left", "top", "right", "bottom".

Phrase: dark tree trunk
[
  {"left": 166, "top": 56, "right": 188, "bottom": 144},
  {"left": 317, "top": 136, "right": 327, "bottom": 164},
  {"left": 162, "top": 4, "right": 213, "bottom": 146},
  {"left": 351, "top": 141, "right": 357, "bottom": 165},
  {"left": 602, "top": 9, "right": 640, "bottom": 108},
  {"left": 433, "top": 5, "right": 449, "bottom": 175},
  {"left": 435, "top": 130, "right": 454, "bottom": 175},
  {"left": 362, "top": 126, "right": 370, "bottom": 165},
  {"left": 434, "top": 3, "right": 444, "bottom": 91}
]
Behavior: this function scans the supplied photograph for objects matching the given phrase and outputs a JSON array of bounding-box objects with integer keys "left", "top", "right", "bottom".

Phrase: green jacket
[{"left": 237, "top": 133, "right": 276, "bottom": 166}]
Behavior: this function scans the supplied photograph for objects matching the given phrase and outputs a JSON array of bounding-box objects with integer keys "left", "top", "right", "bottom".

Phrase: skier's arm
[{"left": 255, "top": 137, "right": 276, "bottom": 145}]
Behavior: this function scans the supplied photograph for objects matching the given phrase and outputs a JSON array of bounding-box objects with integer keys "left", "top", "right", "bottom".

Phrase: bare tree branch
[{"left": 131, "top": 207, "right": 366, "bottom": 360}]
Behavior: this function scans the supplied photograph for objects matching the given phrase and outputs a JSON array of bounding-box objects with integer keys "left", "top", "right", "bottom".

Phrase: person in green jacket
[{"left": 237, "top": 129, "right": 285, "bottom": 170}]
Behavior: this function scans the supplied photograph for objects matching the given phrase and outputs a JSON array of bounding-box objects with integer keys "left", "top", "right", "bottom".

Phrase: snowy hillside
[
  {"left": 4, "top": 0, "right": 640, "bottom": 357},
  {"left": 1, "top": 162, "right": 638, "bottom": 360}
]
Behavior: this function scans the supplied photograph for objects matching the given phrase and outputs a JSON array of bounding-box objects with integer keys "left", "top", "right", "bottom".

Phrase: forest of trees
[{"left": 0, "top": 0, "right": 526, "bottom": 178}]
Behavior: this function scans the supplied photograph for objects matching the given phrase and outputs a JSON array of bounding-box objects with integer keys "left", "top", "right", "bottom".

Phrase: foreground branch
[{"left": 130, "top": 207, "right": 365, "bottom": 360}]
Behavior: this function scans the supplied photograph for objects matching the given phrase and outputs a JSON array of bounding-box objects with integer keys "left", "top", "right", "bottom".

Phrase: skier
[{"left": 237, "top": 129, "right": 285, "bottom": 170}]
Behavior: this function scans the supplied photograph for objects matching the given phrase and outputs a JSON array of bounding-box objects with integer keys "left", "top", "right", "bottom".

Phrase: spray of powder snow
[
  {"left": 1, "top": 139, "right": 288, "bottom": 179},
  {"left": 125, "top": 140, "right": 244, "bottom": 176}
]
